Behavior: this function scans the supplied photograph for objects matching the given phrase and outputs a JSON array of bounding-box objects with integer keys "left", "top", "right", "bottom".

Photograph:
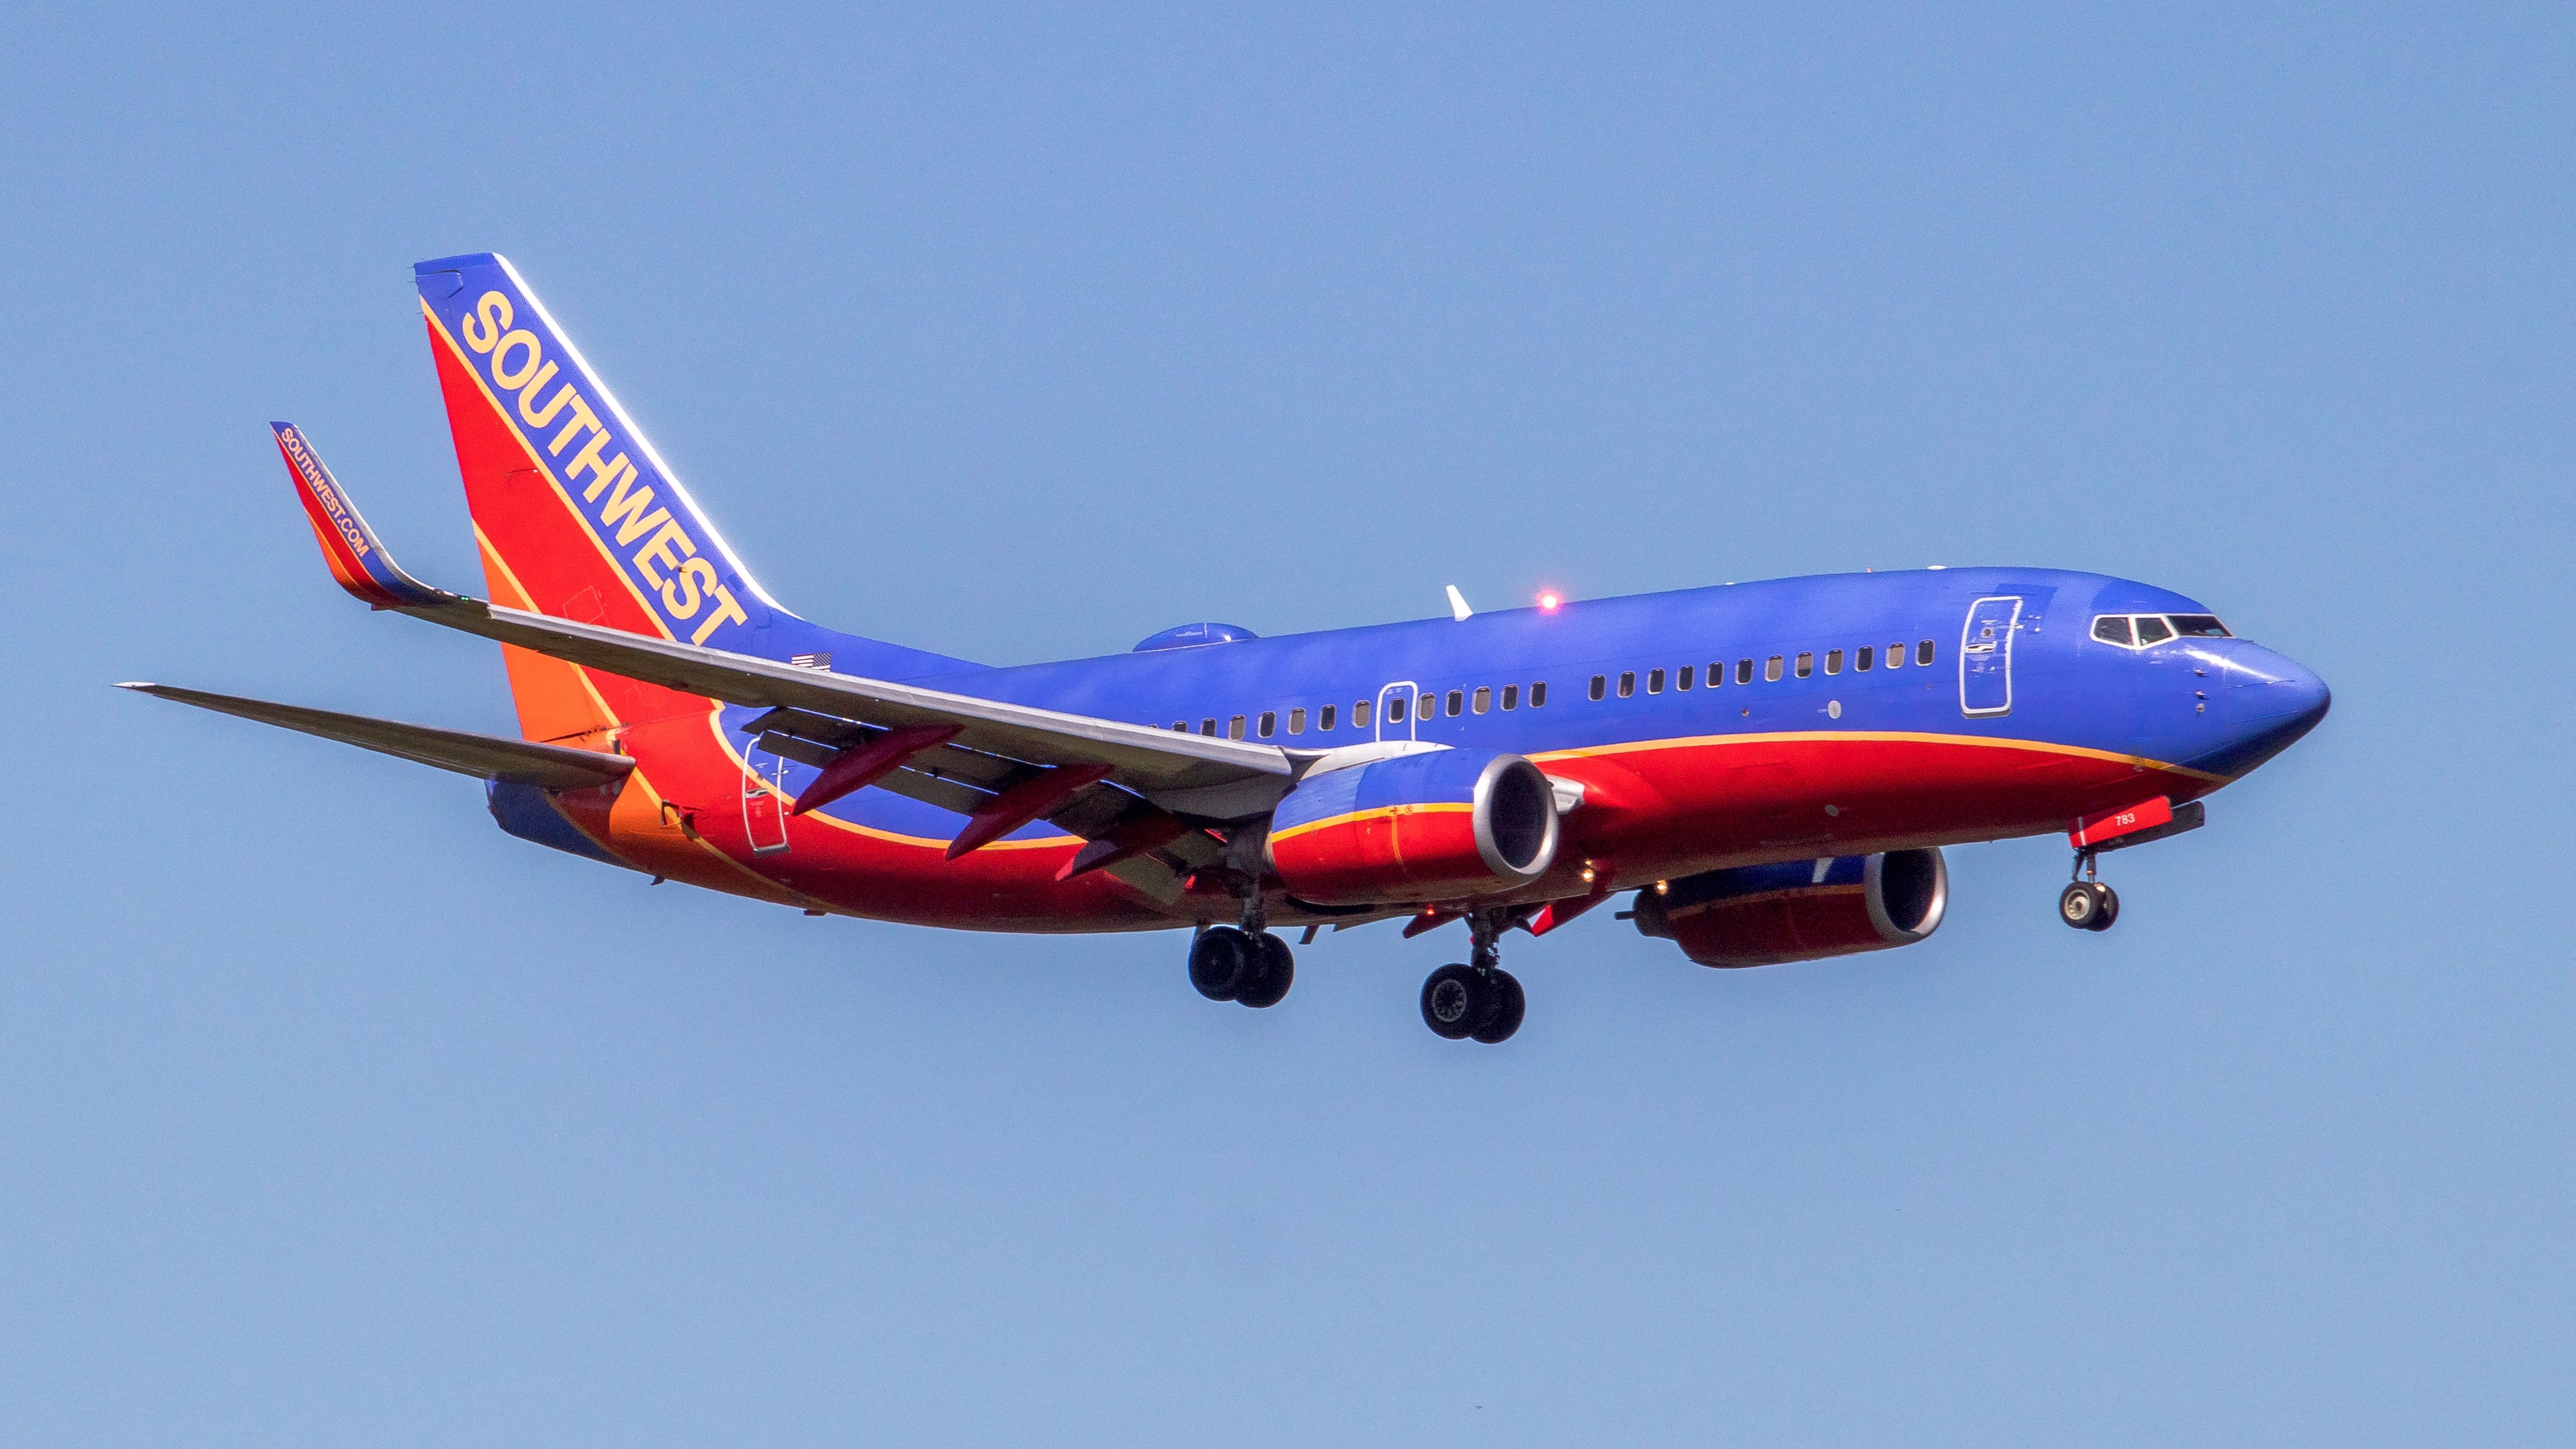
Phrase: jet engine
[
  {"left": 1266, "top": 748, "right": 1561, "bottom": 906},
  {"left": 1633, "top": 848, "right": 1948, "bottom": 967}
]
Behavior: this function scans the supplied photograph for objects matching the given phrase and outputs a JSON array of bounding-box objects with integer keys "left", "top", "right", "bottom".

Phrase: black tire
[
  {"left": 2086, "top": 886, "right": 2120, "bottom": 932},
  {"left": 1236, "top": 933, "right": 1295, "bottom": 1008},
  {"left": 2059, "top": 882, "right": 2100, "bottom": 929},
  {"left": 1420, "top": 963, "right": 1493, "bottom": 1040},
  {"left": 1470, "top": 969, "right": 1525, "bottom": 1044},
  {"left": 1189, "top": 926, "right": 1252, "bottom": 1001}
]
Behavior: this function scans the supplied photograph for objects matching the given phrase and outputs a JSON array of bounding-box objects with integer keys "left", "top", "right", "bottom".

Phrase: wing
[{"left": 265, "top": 422, "right": 1299, "bottom": 897}]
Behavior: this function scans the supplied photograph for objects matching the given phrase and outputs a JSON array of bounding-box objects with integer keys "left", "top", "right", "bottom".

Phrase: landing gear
[
  {"left": 1419, "top": 911, "right": 1524, "bottom": 1044},
  {"left": 1189, "top": 880, "right": 1296, "bottom": 1009},
  {"left": 1238, "top": 931, "right": 1294, "bottom": 1008},
  {"left": 2060, "top": 851, "right": 2121, "bottom": 932}
]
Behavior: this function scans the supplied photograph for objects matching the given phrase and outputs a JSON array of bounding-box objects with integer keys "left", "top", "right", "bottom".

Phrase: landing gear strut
[
  {"left": 1188, "top": 886, "right": 1294, "bottom": 1008},
  {"left": 2059, "top": 849, "right": 2120, "bottom": 932},
  {"left": 1420, "top": 910, "right": 1525, "bottom": 1044}
]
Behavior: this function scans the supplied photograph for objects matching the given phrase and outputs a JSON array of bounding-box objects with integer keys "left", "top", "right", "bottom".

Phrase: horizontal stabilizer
[{"left": 118, "top": 683, "right": 633, "bottom": 790}]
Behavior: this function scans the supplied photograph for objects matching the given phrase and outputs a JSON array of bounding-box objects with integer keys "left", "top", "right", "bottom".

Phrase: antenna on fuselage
[{"left": 1445, "top": 585, "right": 1473, "bottom": 622}]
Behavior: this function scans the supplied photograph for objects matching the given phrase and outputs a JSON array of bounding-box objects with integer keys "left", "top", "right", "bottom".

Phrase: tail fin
[{"left": 414, "top": 253, "right": 780, "bottom": 655}]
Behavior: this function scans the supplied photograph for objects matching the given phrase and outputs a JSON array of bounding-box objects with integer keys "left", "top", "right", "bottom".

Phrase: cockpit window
[
  {"left": 2092, "top": 615, "right": 2134, "bottom": 646},
  {"left": 2167, "top": 614, "right": 2230, "bottom": 637},
  {"left": 2133, "top": 615, "right": 2175, "bottom": 646}
]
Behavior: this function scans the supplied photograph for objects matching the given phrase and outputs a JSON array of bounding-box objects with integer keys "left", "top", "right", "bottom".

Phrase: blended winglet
[{"left": 270, "top": 421, "right": 456, "bottom": 609}]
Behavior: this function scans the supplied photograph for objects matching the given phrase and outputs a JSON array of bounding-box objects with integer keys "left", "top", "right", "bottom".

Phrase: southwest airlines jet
[{"left": 125, "top": 254, "right": 2330, "bottom": 1045}]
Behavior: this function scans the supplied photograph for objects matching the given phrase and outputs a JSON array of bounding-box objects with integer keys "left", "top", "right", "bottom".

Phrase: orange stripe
[{"left": 1529, "top": 729, "right": 2228, "bottom": 784}]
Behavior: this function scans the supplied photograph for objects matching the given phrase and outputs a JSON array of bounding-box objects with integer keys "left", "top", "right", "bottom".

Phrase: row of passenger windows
[
  {"left": 1172, "top": 680, "right": 1553, "bottom": 740},
  {"left": 1587, "top": 640, "right": 1938, "bottom": 701}
]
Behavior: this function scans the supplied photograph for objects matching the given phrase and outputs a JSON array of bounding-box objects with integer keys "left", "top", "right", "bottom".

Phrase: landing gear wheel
[
  {"left": 2059, "top": 882, "right": 2106, "bottom": 930},
  {"left": 1236, "top": 933, "right": 1295, "bottom": 1008},
  {"left": 1189, "top": 926, "right": 1253, "bottom": 1001},
  {"left": 1420, "top": 963, "right": 1494, "bottom": 1040},
  {"left": 2085, "top": 886, "right": 2120, "bottom": 932},
  {"left": 1469, "top": 969, "right": 1525, "bottom": 1044}
]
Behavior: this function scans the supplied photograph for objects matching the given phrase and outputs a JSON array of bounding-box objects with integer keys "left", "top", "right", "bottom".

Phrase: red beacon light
[{"left": 1537, "top": 590, "right": 1563, "bottom": 613}]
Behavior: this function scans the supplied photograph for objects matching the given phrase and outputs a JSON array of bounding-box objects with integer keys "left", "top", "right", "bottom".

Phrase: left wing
[{"left": 269, "top": 421, "right": 1300, "bottom": 827}]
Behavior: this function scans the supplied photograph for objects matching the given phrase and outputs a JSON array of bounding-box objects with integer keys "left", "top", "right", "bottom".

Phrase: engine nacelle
[
  {"left": 1266, "top": 747, "right": 1561, "bottom": 906},
  {"left": 1633, "top": 848, "right": 1948, "bottom": 967}
]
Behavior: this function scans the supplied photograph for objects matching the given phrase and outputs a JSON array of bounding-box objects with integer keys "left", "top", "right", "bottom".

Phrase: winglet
[{"left": 270, "top": 422, "right": 457, "bottom": 609}]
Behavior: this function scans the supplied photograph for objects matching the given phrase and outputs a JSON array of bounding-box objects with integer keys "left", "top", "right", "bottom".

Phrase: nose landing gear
[
  {"left": 2059, "top": 850, "right": 2120, "bottom": 931},
  {"left": 1419, "top": 911, "right": 1525, "bottom": 1044}
]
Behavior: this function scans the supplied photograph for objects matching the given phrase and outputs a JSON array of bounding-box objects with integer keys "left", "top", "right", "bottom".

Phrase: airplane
[{"left": 123, "top": 252, "right": 2331, "bottom": 1045}]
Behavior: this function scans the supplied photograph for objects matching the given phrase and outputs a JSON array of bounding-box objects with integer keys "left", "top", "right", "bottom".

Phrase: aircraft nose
[
  {"left": 2235, "top": 649, "right": 2331, "bottom": 734},
  {"left": 2209, "top": 645, "right": 2329, "bottom": 779}
]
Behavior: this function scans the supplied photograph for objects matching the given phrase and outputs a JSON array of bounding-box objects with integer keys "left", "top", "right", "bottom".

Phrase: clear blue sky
[{"left": 4, "top": 6, "right": 2570, "bottom": 1444}]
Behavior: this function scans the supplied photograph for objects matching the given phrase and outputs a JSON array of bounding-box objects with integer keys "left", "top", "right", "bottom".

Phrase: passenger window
[
  {"left": 1353, "top": 700, "right": 1371, "bottom": 729},
  {"left": 1445, "top": 689, "right": 1464, "bottom": 716},
  {"left": 1258, "top": 711, "right": 1276, "bottom": 738},
  {"left": 1765, "top": 656, "right": 1784, "bottom": 681},
  {"left": 1287, "top": 707, "right": 1305, "bottom": 735},
  {"left": 1421, "top": 693, "right": 1436, "bottom": 720},
  {"left": 2093, "top": 615, "right": 2134, "bottom": 646},
  {"left": 1321, "top": 704, "right": 1337, "bottom": 731},
  {"left": 1824, "top": 649, "right": 1843, "bottom": 675},
  {"left": 1736, "top": 659, "right": 1753, "bottom": 685},
  {"left": 1647, "top": 668, "right": 1665, "bottom": 694},
  {"left": 1530, "top": 681, "right": 1548, "bottom": 707},
  {"left": 1618, "top": 671, "right": 1636, "bottom": 698},
  {"left": 1229, "top": 715, "right": 1247, "bottom": 740},
  {"left": 1201, "top": 717, "right": 1217, "bottom": 735},
  {"left": 1472, "top": 686, "right": 1491, "bottom": 714},
  {"left": 1796, "top": 652, "right": 1814, "bottom": 678},
  {"left": 1589, "top": 674, "right": 1607, "bottom": 701},
  {"left": 1857, "top": 646, "right": 1874, "bottom": 671},
  {"left": 2134, "top": 616, "right": 2174, "bottom": 646},
  {"left": 1916, "top": 640, "right": 1935, "bottom": 665},
  {"left": 2168, "top": 614, "right": 2230, "bottom": 638},
  {"left": 1387, "top": 695, "right": 1406, "bottom": 723},
  {"left": 1501, "top": 684, "right": 1519, "bottom": 710},
  {"left": 1678, "top": 665, "right": 1694, "bottom": 691},
  {"left": 1172, "top": 720, "right": 1186, "bottom": 732},
  {"left": 1887, "top": 642, "right": 1904, "bottom": 669}
]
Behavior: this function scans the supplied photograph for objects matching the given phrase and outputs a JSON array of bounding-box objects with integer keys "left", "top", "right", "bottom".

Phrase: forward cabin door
[{"left": 1959, "top": 596, "right": 2023, "bottom": 718}]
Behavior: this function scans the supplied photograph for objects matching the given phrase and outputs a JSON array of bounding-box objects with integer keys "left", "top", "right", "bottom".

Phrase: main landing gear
[
  {"left": 2059, "top": 849, "right": 2120, "bottom": 932},
  {"left": 1189, "top": 926, "right": 1293, "bottom": 1008},
  {"left": 1188, "top": 887, "right": 1293, "bottom": 1009},
  {"left": 1420, "top": 911, "right": 1525, "bottom": 1045}
]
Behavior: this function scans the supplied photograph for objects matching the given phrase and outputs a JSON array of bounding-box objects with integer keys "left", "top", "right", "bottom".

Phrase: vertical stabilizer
[{"left": 413, "top": 253, "right": 777, "bottom": 655}]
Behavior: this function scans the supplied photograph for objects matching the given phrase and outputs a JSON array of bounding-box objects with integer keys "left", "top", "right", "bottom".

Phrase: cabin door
[
  {"left": 1959, "top": 596, "right": 2023, "bottom": 718},
  {"left": 741, "top": 743, "right": 793, "bottom": 855}
]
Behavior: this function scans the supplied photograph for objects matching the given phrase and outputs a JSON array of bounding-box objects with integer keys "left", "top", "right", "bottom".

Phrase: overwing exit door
[
  {"left": 1373, "top": 680, "right": 1420, "bottom": 744},
  {"left": 1959, "top": 596, "right": 2023, "bottom": 718}
]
